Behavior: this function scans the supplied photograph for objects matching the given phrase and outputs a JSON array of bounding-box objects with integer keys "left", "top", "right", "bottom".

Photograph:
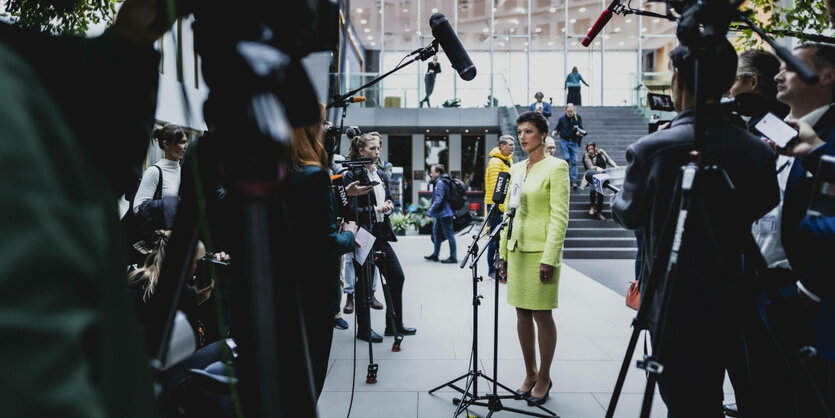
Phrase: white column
[
  {"left": 380, "top": 133, "right": 390, "bottom": 162},
  {"left": 449, "top": 134, "right": 462, "bottom": 175},
  {"left": 412, "top": 133, "right": 425, "bottom": 204}
]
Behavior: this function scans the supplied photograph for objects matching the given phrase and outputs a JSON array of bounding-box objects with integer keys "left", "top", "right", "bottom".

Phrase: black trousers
[
  {"left": 354, "top": 239, "right": 406, "bottom": 334},
  {"left": 584, "top": 170, "right": 604, "bottom": 213}
]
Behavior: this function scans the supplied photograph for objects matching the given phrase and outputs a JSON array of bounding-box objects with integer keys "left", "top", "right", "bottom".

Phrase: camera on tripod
[{"left": 342, "top": 158, "right": 380, "bottom": 186}]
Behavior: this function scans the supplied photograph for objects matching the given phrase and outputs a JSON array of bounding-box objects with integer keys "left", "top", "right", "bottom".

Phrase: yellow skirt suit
[{"left": 499, "top": 156, "right": 570, "bottom": 310}]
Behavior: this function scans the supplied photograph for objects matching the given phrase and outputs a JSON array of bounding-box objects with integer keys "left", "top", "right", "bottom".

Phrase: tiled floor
[{"left": 319, "top": 236, "right": 734, "bottom": 417}]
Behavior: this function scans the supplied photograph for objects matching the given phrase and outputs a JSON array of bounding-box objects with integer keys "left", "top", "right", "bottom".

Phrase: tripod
[{"left": 429, "top": 204, "right": 557, "bottom": 418}]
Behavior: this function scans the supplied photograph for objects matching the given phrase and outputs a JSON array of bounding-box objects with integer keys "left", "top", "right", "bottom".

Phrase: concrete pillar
[
  {"left": 484, "top": 133, "right": 498, "bottom": 162},
  {"left": 412, "top": 133, "right": 425, "bottom": 205},
  {"left": 380, "top": 133, "right": 389, "bottom": 162},
  {"left": 448, "top": 134, "right": 462, "bottom": 176}
]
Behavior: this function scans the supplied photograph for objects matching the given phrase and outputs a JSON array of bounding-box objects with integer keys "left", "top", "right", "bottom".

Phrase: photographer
[
  {"left": 553, "top": 103, "right": 585, "bottom": 189},
  {"left": 611, "top": 41, "right": 780, "bottom": 416},
  {"left": 344, "top": 134, "right": 416, "bottom": 342}
]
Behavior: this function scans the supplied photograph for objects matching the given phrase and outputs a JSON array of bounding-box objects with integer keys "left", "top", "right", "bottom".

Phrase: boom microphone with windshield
[
  {"left": 430, "top": 13, "right": 477, "bottom": 81},
  {"left": 582, "top": 0, "right": 620, "bottom": 46}
]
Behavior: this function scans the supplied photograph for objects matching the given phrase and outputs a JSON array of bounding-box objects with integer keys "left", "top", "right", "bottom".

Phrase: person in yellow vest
[
  {"left": 484, "top": 135, "right": 514, "bottom": 281},
  {"left": 499, "top": 111, "right": 570, "bottom": 406}
]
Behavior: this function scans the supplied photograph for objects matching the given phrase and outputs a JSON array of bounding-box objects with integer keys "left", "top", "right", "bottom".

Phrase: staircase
[{"left": 515, "top": 105, "right": 648, "bottom": 259}]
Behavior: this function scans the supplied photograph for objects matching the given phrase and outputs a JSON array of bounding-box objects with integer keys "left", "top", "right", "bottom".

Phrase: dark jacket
[
  {"left": 556, "top": 113, "right": 584, "bottom": 141},
  {"left": 427, "top": 174, "right": 455, "bottom": 218},
  {"left": 529, "top": 101, "right": 552, "bottom": 118},
  {"left": 343, "top": 167, "right": 398, "bottom": 242},
  {"left": 611, "top": 106, "right": 779, "bottom": 331}
]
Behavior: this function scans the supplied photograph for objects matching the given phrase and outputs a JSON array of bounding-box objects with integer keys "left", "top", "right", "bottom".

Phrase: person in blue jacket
[
  {"left": 424, "top": 164, "right": 458, "bottom": 263},
  {"left": 565, "top": 67, "right": 589, "bottom": 106},
  {"left": 529, "top": 91, "right": 552, "bottom": 118}
]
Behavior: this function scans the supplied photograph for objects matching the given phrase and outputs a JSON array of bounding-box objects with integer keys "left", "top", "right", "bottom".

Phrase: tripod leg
[{"left": 375, "top": 252, "right": 403, "bottom": 352}]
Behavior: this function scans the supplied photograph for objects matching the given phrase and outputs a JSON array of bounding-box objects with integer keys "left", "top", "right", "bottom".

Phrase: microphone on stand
[
  {"left": 582, "top": 0, "right": 621, "bottom": 47},
  {"left": 506, "top": 178, "right": 522, "bottom": 240},
  {"left": 492, "top": 172, "right": 511, "bottom": 205}
]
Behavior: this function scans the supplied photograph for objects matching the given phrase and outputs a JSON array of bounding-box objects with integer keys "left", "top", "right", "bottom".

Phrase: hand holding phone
[{"left": 755, "top": 112, "right": 798, "bottom": 148}]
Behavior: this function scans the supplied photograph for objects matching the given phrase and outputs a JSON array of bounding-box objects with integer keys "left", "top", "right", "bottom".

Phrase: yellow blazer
[{"left": 499, "top": 156, "right": 570, "bottom": 267}]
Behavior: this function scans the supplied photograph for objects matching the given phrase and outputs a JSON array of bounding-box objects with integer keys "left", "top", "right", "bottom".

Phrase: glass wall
[{"left": 342, "top": 0, "right": 677, "bottom": 109}]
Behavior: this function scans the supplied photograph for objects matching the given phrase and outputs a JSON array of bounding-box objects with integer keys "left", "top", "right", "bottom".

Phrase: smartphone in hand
[{"left": 755, "top": 112, "right": 798, "bottom": 148}]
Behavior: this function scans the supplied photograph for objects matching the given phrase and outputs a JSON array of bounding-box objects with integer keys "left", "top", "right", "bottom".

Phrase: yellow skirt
[{"left": 506, "top": 249, "right": 560, "bottom": 310}]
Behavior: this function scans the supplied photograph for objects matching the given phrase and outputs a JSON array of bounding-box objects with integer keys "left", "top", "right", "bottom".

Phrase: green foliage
[
  {"left": 390, "top": 212, "right": 413, "bottom": 232},
  {"left": 407, "top": 197, "right": 434, "bottom": 229},
  {"left": 3, "top": 0, "right": 117, "bottom": 35},
  {"left": 735, "top": 0, "right": 830, "bottom": 49}
]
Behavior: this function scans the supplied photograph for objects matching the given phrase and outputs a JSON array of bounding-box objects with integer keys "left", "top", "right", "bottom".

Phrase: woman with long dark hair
[
  {"left": 499, "top": 111, "right": 570, "bottom": 406},
  {"left": 344, "top": 133, "right": 416, "bottom": 342}
]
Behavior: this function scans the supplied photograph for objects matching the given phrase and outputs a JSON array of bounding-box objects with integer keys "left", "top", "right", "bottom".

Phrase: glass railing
[{"left": 632, "top": 71, "right": 677, "bottom": 122}]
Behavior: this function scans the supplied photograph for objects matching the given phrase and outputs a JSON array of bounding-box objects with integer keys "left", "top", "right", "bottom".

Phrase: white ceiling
[{"left": 348, "top": 0, "right": 678, "bottom": 52}]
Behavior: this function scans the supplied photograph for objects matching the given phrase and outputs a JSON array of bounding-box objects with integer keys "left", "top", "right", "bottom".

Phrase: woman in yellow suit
[{"left": 499, "top": 110, "right": 570, "bottom": 406}]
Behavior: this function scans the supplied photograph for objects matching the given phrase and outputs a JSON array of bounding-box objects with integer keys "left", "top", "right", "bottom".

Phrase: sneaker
[
  {"left": 441, "top": 257, "right": 458, "bottom": 264},
  {"left": 424, "top": 254, "right": 440, "bottom": 261},
  {"left": 488, "top": 272, "right": 496, "bottom": 280},
  {"left": 334, "top": 318, "right": 349, "bottom": 330}
]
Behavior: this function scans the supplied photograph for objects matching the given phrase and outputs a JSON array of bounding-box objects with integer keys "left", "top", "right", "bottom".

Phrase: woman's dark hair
[
  {"left": 516, "top": 111, "right": 549, "bottom": 136},
  {"left": 349, "top": 133, "right": 380, "bottom": 159},
  {"left": 534, "top": 91, "right": 544, "bottom": 99},
  {"left": 153, "top": 124, "right": 187, "bottom": 150},
  {"left": 586, "top": 142, "right": 597, "bottom": 150},
  {"left": 572, "top": 66, "right": 578, "bottom": 73},
  {"left": 432, "top": 164, "right": 446, "bottom": 174}
]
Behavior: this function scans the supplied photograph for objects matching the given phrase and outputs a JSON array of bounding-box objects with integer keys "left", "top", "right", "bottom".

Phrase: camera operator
[
  {"left": 553, "top": 103, "right": 585, "bottom": 190},
  {"left": 343, "top": 134, "right": 416, "bottom": 342},
  {"left": 284, "top": 102, "right": 360, "bottom": 402},
  {"left": 760, "top": 42, "right": 835, "bottom": 416},
  {"left": 610, "top": 41, "right": 780, "bottom": 416},
  {"left": 0, "top": 0, "right": 173, "bottom": 415}
]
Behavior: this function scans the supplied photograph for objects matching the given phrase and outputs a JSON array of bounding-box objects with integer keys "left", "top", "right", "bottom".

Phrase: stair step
[
  {"left": 563, "top": 248, "right": 638, "bottom": 259},
  {"left": 568, "top": 219, "right": 619, "bottom": 228},
  {"left": 564, "top": 237, "right": 637, "bottom": 247},
  {"left": 565, "top": 228, "right": 634, "bottom": 238}
]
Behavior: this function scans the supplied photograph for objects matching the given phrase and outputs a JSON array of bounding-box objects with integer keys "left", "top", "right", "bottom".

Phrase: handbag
[{"left": 626, "top": 280, "right": 641, "bottom": 310}]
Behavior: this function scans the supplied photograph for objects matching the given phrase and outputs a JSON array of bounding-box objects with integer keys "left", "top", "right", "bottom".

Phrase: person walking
[
  {"left": 420, "top": 55, "right": 441, "bottom": 107},
  {"left": 499, "top": 111, "right": 570, "bottom": 406},
  {"left": 424, "top": 164, "right": 457, "bottom": 264},
  {"left": 564, "top": 66, "right": 589, "bottom": 106},
  {"left": 554, "top": 103, "right": 584, "bottom": 189},
  {"left": 484, "top": 136, "right": 515, "bottom": 281}
]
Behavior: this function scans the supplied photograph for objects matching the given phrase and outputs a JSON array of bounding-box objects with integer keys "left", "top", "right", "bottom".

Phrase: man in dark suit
[
  {"left": 766, "top": 42, "right": 835, "bottom": 416},
  {"left": 611, "top": 40, "right": 780, "bottom": 417}
]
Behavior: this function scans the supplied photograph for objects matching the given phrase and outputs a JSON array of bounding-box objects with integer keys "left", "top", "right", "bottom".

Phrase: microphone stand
[{"left": 430, "top": 205, "right": 557, "bottom": 418}]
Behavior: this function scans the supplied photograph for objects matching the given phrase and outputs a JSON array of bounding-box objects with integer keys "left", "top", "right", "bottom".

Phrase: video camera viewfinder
[{"left": 648, "top": 93, "right": 675, "bottom": 112}]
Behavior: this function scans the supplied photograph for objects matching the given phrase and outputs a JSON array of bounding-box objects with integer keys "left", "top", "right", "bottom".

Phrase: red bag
[{"left": 626, "top": 281, "right": 640, "bottom": 310}]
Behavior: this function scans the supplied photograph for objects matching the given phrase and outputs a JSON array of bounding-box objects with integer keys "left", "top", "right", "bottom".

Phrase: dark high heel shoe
[
  {"left": 525, "top": 380, "right": 552, "bottom": 406},
  {"left": 514, "top": 381, "right": 535, "bottom": 399}
]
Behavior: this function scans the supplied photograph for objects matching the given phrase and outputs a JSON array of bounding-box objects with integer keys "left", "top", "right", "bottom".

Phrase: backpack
[{"left": 444, "top": 177, "right": 468, "bottom": 212}]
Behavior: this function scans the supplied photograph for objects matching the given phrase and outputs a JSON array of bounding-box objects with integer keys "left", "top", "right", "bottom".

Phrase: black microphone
[
  {"left": 430, "top": 13, "right": 477, "bottom": 81},
  {"left": 582, "top": 0, "right": 620, "bottom": 47},
  {"left": 492, "top": 172, "right": 511, "bottom": 205},
  {"left": 331, "top": 174, "right": 351, "bottom": 219}
]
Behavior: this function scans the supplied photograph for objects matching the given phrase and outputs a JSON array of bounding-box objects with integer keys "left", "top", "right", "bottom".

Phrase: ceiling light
[
  {"left": 498, "top": 42, "right": 505, "bottom": 47},
  {"left": 641, "top": 27, "right": 647, "bottom": 32},
  {"left": 524, "top": 41, "right": 529, "bottom": 45},
  {"left": 509, "top": 28, "right": 515, "bottom": 32},
  {"left": 482, "top": 27, "right": 489, "bottom": 33},
  {"left": 515, "top": 7, "right": 526, "bottom": 13},
  {"left": 547, "top": 41, "right": 554, "bottom": 45},
  {"left": 579, "top": 7, "right": 586, "bottom": 12},
  {"left": 625, "top": 18, "right": 632, "bottom": 23},
  {"left": 465, "top": 129, "right": 469, "bottom": 133},
  {"left": 431, "top": 8, "right": 438, "bottom": 13},
  {"left": 614, "top": 27, "right": 621, "bottom": 32},
  {"left": 364, "top": 28, "right": 370, "bottom": 33},
  {"left": 357, "top": 8, "right": 363, "bottom": 13},
  {"left": 561, "top": 28, "right": 566, "bottom": 32},
  {"left": 535, "top": 27, "right": 542, "bottom": 33},
  {"left": 405, "top": 27, "right": 410, "bottom": 32},
  {"left": 370, "top": 42, "right": 376, "bottom": 46},
  {"left": 619, "top": 41, "right": 624, "bottom": 45},
  {"left": 653, "top": 18, "right": 660, "bottom": 23},
  {"left": 573, "top": 41, "right": 578, "bottom": 45},
  {"left": 569, "top": 18, "right": 577, "bottom": 23},
  {"left": 361, "top": 19, "right": 367, "bottom": 24},
  {"left": 367, "top": 35, "right": 374, "bottom": 40},
  {"left": 549, "top": 7, "right": 556, "bottom": 12},
  {"left": 403, "top": 8, "right": 408, "bottom": 12},
  {"left": 510, "top": 18, "right": 520, "bottom": 25}
]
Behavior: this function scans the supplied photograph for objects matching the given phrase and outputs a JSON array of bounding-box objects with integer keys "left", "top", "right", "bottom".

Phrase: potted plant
[
  {"left": 390, "top": 212, "right": 412, "bottom": 236},
  {"left": 407, "top": 197, "right": 434, "bottom": 235}
]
